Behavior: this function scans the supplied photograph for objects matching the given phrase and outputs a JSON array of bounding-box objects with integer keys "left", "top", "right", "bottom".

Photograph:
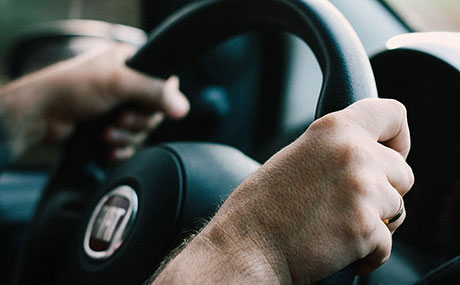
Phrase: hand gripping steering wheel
[{"left": 15, "top": 0, "right": 377, "bottom": 284}]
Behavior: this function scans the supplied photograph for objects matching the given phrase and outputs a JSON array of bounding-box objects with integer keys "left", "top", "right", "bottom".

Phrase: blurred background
[
  {"left": 1, "top": 0, "right": 460, "bottom": 84},
  {"left": 0, "top": 0, "right": 459, "bottom": 74},
  {"left": 385, "top": 0, "right": 460, "bottom": 32},
  {"left": 0, "top": 0, "right": 140, "bottom": 83}
]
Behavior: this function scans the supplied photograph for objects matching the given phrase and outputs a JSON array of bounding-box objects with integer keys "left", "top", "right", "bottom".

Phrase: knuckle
[
  {"left": 381, "top": 252, "right": 391, "bottom": 266},
  {"left": 379, "top": 232, "right": 393, "bottom": 263},
  {"left": 332, "top": 146, "right": 377, "bottom": 197},
  {"left": 389, "top": 150, "right": 415, "bottom": 194},
  {"left": 335, "top": 142, "right": 368, "bottom": 170},
  {"left": 308, "top": 113, "right": 343, "bottom": 134},
  {"left": 346, "top": 205, "right": 376, "bottom": 241},
  {"left": 343, "top": 172, "right": 368, "bottom": 196},
  {"left": 386, "top": 99, "right": 407, "bottom": 118},
  {"left": 369, "top": 234, "right": 392, "bottom": 269}
]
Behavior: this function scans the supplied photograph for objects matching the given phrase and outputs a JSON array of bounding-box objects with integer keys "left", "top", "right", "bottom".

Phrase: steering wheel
[{"left": 15, "top": 0, "right": 377, "bottom": 284}]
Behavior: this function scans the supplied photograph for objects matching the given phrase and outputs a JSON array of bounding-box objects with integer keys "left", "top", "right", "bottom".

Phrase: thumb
[
  {"left": 157, "top": 76, "right": 190, "bottom": 119},
  {"left": 110, "top": 45, "right": 190, "bottom": 119},
  {"left": 116, "top": 66, "right": 189, "bottom": 119}
]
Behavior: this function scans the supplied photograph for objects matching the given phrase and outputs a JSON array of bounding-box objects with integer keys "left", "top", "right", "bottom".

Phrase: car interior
[{"left": 1, "top": 0, "right": 460, "bottom": 284}]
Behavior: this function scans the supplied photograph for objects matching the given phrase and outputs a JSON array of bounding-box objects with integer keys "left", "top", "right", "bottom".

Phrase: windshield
[{"left": 384, "top": 0, "right": 460, "bottom": 31}]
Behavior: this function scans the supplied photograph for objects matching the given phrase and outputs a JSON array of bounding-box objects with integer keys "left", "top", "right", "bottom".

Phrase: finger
[
  {"left": 117, "top": 111, "right": 164, "bottom": 132},
  {"left": 376, "top": 143, "right": 415, "bottom": 195},
  {"left": 117, "top": 111, "right": 148, "bottom": 131},
  {"left": 345, "top": 98, "right": 411, "bottom": 159},
  {"left": 103, "top": 45, "right": 190, "bottom": 119},
  {"left": 104, "top": 127, "right": 148, "bottom": 146},
  {"left": 382, "top": 193, "right": 405, "bottom": 233},
  {"left": 357, "top": 220, "right": 392, "bottom": 275},
  {"left": 389, "top": 205, "right": 406, "bottom": 234},
  {"left": 158, "top": 76, "right": 190, "bottom": 119},
  {"left": 110, "top": 146, "right": 135, "bottom": 162},
  {"left": 116, "top": 64, "right": 190, "bottom": 119},
  {"left": 146, "top": 112, "right": 165, "bottom": 129},
  {"left": 368, "top": 181, "right": 406, "bottom": 233}
]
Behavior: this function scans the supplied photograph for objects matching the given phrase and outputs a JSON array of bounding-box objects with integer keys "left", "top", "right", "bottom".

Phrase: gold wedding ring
[{"left": 383, "top": 196, "right": 405, "bottom": 225}]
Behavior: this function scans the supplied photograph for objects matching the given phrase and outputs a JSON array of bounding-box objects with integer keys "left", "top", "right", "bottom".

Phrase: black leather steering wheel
[{"left": 15, "top": 0, "right": 377, "bottom": 284}]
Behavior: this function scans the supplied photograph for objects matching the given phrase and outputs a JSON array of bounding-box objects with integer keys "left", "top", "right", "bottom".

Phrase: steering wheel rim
[
  {"left": 127, "top": 0, "right": 377, "bottom": 118},
  {"left": 16, "top": 1, "right": 377, "bottom": 284}
]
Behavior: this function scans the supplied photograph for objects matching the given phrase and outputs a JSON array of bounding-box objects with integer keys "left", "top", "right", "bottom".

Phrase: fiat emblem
[{"left": 83, "top": 185, "right": 138, "bottom": 260}]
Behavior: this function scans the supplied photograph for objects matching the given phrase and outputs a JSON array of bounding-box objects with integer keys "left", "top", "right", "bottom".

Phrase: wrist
[
  {"left": 154, "top": 222, "right": 284, "bottom": 284},
  {"left": 200, "top": 217, "right": 287, "bottom": 282},
  {"left": 204, "top": 180, "right": 294, "bottom": 282}
]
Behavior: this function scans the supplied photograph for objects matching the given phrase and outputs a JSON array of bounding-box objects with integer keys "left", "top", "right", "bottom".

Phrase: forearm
[
  {"left": 152, "top": 206, "right": 287, "bottom": 284},
  {"left": 151, "top": 180, "right": 331, "bottom": 285},
  {"left": 151, "top": 165, "right": 317, "bottom": 284}
]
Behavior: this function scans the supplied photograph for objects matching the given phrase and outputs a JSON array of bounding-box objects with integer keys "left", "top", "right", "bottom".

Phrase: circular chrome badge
[{"left": 84, "top": 185, "right": 138, "bottom": 260}]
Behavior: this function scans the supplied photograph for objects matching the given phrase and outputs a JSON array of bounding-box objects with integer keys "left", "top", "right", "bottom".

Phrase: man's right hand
[{"left": 153, "top": 98, "right": 414, "bottom": 284}]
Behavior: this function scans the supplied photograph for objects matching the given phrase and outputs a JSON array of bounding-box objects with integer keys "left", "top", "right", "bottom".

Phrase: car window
[
  {"left": 0, "top": 0, "right": 140, "bottom": 83},
  {"left": 384, "top": 0, "right": 460, "bottom": 32}
]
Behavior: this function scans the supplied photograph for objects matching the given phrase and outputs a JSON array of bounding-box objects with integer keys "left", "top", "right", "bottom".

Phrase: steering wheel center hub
[{"left": 83, "top": 185, "right": 138, "bottom": 260}]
